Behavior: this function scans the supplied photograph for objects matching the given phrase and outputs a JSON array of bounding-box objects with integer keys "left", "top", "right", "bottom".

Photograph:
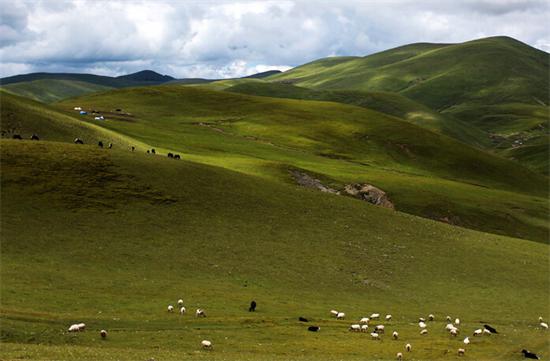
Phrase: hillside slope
[
  {"left": 2, "top": 79, "right": 113, "bottom": 103},
  {"left": 54, "top": 85, "right": 549, "bottom": 243},
  {"left": 268, "top": 37, "right": 550, "bottom": 172},
  {"left": 1, "top": 140, "right": 548, "bottom": 360}
]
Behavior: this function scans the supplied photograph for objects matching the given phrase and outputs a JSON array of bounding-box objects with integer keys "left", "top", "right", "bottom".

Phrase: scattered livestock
[
  {"left": 308, "top": 326, "right": 320, "bottom": 332},
  {"left": 419, "top": 317, "right": 426, "bottom": 322},
  {"left": 336, "top": 312, "right": 345, "bottom": 320},
  {"left": 420, "top": 329, "right": 428, "bottom": 335},
  {"left": 539, "top": 316, "right": 544, "bottom": 322},
  {"left": 484, "top": 324, "right": 498, "bottom": 334},
  {"left": 446, "top": 316, "right": 452, "bottom": 322},
  {"left": 30, "top": 134, "right": 39, "bottom": 140},
  {"left": 108, "top": 143, "right": 113, "bottom": 149},
  {"left": 74, "top": 138, "right": 84, "bottom": 144},
  {"left": 167, "top": 152, "right": 174, "bottom": 158},
  {"left": 450, "top": 328, "right": 458, "bottom": 337},
  {"left": 180, "top": 306, "right": 186, "bottom": 315},
  {"left": 299, "top": 317, "right": 309, "bottom": 322},
  {"left": 100, "top": 330, "right": 107, "bottom": 339},
  {"left": 360, "top": 317, "right": 370, "bottom": 324},
  {"left": 483, "top": 328, "right": 491, "bottom": 335},
  {"left": 167, "top": 305, "right": 174, "bottom": 312},
  {"left": 68, "top": 324, "right": 84, "bottom": 332},
  {"left": 74, "top": 107, "right": 82, "bottom": 111},
  {"left": 463, "top": 337, "right": 470, "bottom": 345},
  {"left": 151, "top": 149, "right": 156, "bottom": 154},
  {"left": 392, "top": 331, "right": 398, "bottom": 340},
  {"left": 98, "top": 141, "right": 104, "bottom": 148},
  {"left": 131, "top": 146, "right": 135, "bottom": 152},
  {"left": 94, "top": 116, "right": 105, "bottom": 120},
  {"left": 201, "top": 340, "right": 213, "bottom": 349},
  {"left": 196, "top": 308, "right": 206, "bottom": 317},
  {"left": 12, "top": 134, "right": 22, "bottom": 140},
  {"left": 375, "top": 325, "right": 385, "bottom": 334},
  {"left": 385, "top": 314, "right": 392, "bottom": 321},
  {"left": 370, "top": 332, "right": 380, "bottom": 340},
  {"left": 419, "top": 321, "right": 427, "bottom": 328},
  {"left": 177, "top": 299, "right": 184, "bottom": 306},
  {"left": 522, "top": 349, "right": 540, "bottom": 359},
  {"left": 405, "top": 343, "right": 412, "bottom": 352},
  {"left": 370, "top": 313, "right": 380, "bottom": 319},
  {"left": 428, "top": 314, "right": 435, "bottom": 321},
  {"left": 473, "top": 329, "right": 483, "bottom": 336},
  {"left": 361, "top": 324, "right": 369, "bottom": 332},
  {"left": 396, "top": 352, "right": 403, "bottom": 360},
  {"left": 330, "top": 310, "right": 339, "bottom": 317},
  {"left": 455, "top": 318, "right": 460, "bottom": 325},
  {"left": 349, "top": 324, "right": 361, "bottom": 332},
  {"left": 458, "top": 348, "right": 465, "bottom": 356},
  {"left": 249, "top": 300, "right": 257, "bottom": 312},
  {"left": 540, "top": 322, "right": 548, "bottom": 330},
  {"left": 174, "top": 154, "right": 181, "bottom": 159}
]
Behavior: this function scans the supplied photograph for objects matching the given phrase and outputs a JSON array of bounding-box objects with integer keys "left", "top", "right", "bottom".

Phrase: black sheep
[
  {"left": 12, "top": 134, "right": 22, "bottom": 140},
  {"left": 522, "top": 349, "right": 540, "bottom": 359},
  {"left": 249, "top": 300, "right": 256, "bottom": 312},
  {"left": 174, "top": 154, "right": 181, "bottom": 160},
  {"left": 167, "top": 153, "right": 174, "bottom": 158},
  {"left": 131, "top": 146, "right": 135, "bottom": 152},
  {"left": 98, "top": 141, "right": 104, "bottom": 148},
  {"left": 74, "top": 138, "right": 84, "bottom": 144},
  {"left": 108, "top": 143, "right": 113, "bottom": 149},
  {"left": 307, "top": 326, "right": 320, "bottom": 332},
  {"left": 299, "top": 317, "right": 309, "bottom": 322},
  {"left": 484, "top": 324, "right": 498, "bottom": 334},
  {"left": 151, "top": 148, "right": 156, "bottom": 154},
  {"left": 30, "top": 134, "right": 39, "bottom": 140}
]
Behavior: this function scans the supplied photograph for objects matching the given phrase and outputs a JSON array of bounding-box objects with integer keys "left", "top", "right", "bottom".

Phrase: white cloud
[{"left": 0, "top": 0, "right": 548, "bottom": 79}]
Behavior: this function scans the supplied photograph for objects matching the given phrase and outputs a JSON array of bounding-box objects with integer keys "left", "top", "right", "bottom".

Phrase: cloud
[{"left": 0, "top": 0, "right": 548, "bottom": 78}]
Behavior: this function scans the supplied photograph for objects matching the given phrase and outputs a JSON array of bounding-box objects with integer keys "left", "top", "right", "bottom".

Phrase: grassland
[
  {"left": 1, "top": 140, "right": 548, "bottom": 360},
  {"left": 1, "top": 79, "right": 114, "bottom": 103},
  {"left": 48, "top": 85, "right": 548, "bottom": 244}
]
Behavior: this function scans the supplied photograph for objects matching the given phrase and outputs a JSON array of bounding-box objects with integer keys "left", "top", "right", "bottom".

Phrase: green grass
[
  {"left": 268, "top": 36, "right": 549, "bottom": 173},
  {"left": 1, "top": 79, "right": 113, "bottom": 103},
  {"left": 1, "top": 140, "right": 548, "bottom": 360}
]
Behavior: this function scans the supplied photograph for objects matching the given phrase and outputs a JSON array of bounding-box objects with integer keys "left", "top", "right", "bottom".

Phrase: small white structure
[{"left": 74, "top": 107, "right": 82, "bottom": 111}]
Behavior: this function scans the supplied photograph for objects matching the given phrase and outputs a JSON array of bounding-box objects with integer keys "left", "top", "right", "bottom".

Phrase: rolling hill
[
  {"left": 268, "top": 36, "right": 550, "bottom": 173},
  {"left": 1, "top": 139, "right": 548, "bottom": 360},
  {"left": 46, "top": 84, "right": 549, "bottom": 243}
]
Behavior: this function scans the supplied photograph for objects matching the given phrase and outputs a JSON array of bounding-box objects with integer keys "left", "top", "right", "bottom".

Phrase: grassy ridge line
[
  {"left": 1, "top": 140, "right": 548, "bottom": 360},
  {"left": 0, "top": 91, "right": 151, "bottom": 151},
  {"left": 224, "top": 81, "right": 491, "bottom": 148},
  {"left": 1, "top": 79, "right": 114, "bottom": 103}
]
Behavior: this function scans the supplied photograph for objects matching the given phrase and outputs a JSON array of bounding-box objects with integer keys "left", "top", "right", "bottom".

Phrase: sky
[{"left": 0, "top": 0, "right": 549, "bottom": 79}]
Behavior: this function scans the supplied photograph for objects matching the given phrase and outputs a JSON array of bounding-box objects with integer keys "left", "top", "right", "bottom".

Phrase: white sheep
[
  {"left": 385, "top": 314, "right": 392, "bottom": 321},
  {"left": 450, "top": 328, "right": 458, "bottom": 337},
  {"left": 405, "top": 343, "right": 412, "bottom": 352},
  {"left": 370, "top": 313, "right": 380, "bottom": 319},
  {"left": 201, "top": 340, "right": 212, "bottom": 349},
  {"left": 420, "top": 329, "right": 428, "bottom": 335},
  {"left": 336, "top": 312, "right": 346, "bottom": 320},
  {"left": 68, "top": 324, "right": 80, "bottom": 332},
  {"left": 100, "top": 330, "right": 107, "bottom": 339},
  {"left": 349, "top": 324, "right": 361, "bottom": 332},
  {"left": 458, "top": 348, "right": 465, "bottom": 356},
  {"left": 483, "top": 328, "right": 492, "bottom": 335},
  {"left": 330, "top": 310, "right": 339, "bottom": 317},
  {"left": 428, "top": 314, "right": 435, "bottom": 321},
  {"left": 396, "top": 352, "right": 403, "bottom": 360},
  {"left": 455, "top": 318, "right": 460, "bottom": 325},
  {"left": 180, "top": 306, "right": 186, "bottom": 315},
  {"left": 177, "top": 299, "right": 184, "bottom": 306},
  {"left": 375, "top": 325, "right": 385, "bottom": 333},
  {"left": 473, "top": 329, "right": 482, "bottom": 336},
  {"left": 419, "top": 317, "right": 426, "bottom": 322},
  {"left": 370, "top": 332, "right": 380, "bottom": 340},
  {"left": 360, "top": 317, "right": 370, "bottom": 324},
  {"left": 418, "top": 321, "right": 426, "bottom": 329},
  {"left": 392, "top": 331, "right": 399, "bottom": 340},
  {"left": 463, "top": 337, "right": 470, "bottom": 345},
  {"left": 168, "top": 305, "right": 174, "bottom": 312},
  {"left": 446, "top": 315, "right": 452, "bottom": 322},
  {"left": 76, "top": 323, "right": 86, "bottom": 331},
  {"left": 361, "top": 324, "right": 369, "bottom": 332},
  {"left": 196, "top": 308, "right": 206, "bottom": 317},
  {"left": 539, "top": 316, "right": 544, "bottom": 322},
  {"left": 540, "top": 322, "right": 548, "bottom": 330},
  {"left": 445, "top": 323, "right": 455, "bottom": 331}
]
